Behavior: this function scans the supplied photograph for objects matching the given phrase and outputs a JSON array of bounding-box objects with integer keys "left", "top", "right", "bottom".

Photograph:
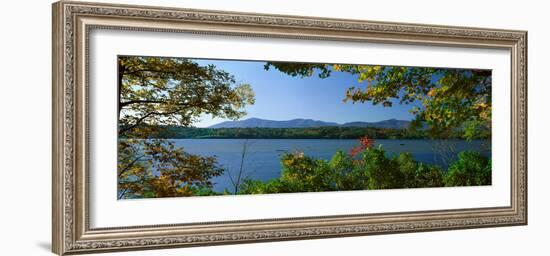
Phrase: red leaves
[{"left": 349, "top": 136, "right": 375, "bottom": 157}]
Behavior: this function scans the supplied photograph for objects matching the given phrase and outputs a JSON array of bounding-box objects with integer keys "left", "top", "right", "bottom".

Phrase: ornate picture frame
[{"left": 52, "top": 1, "right": 527, "bottom": 255}]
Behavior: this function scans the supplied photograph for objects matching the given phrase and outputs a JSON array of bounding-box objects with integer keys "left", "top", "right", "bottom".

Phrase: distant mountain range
[{"left": 208, "top": 118, "right": 410, "bottom": 129}]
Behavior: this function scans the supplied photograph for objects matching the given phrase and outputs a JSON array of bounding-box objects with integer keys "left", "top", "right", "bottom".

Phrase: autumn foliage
[
  {"left": 349, "top": 136, "right": 375, "bottom": 157},
  {"left": 117, "top": 56, "right": 255, "bottom": 199},
  {"left": 265, "top": 62, "right": 492, "bottom": 141},
  {"left": 118, "top": 57, "right": 492, "bottom": 199}
]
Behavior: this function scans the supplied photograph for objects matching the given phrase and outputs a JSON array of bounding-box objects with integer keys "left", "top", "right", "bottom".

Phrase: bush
[
  {"left": 279, "top": 152, "right": 335, "bottom": 192},
  {"left": 396, "top": 152, "right": 418, "bottom": 188},
  {"left": 191, "top": 186, "right": 221, "bottom": 196},
  {"left": 329, "top": 151, "right": 369, "bottom": 190},
  {"left": 412, "top": 163, "right": 444, "bottom": 188},
  {"left": 239, "top": 179, "right": 292, "bottom": 194},
  {"left": 237, "top": 147, "right": 489, "bottom": 195},
  {"left": 444, "top": 151, "right": 491, "bottom": 186},
  {"left": 361, "top": 147, "right": 404, "bottom": 189}
]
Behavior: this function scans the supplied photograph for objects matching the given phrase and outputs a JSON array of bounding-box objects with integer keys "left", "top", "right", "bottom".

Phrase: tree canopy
[
  {"left": 118, "top": 56, "right": 254, "bottom": 137},
  {"left": 117, "top": 56, "right": 255, "bottom": 199},
  {"left": 265, "top": 62, "right": 491, "bottom": 140}
]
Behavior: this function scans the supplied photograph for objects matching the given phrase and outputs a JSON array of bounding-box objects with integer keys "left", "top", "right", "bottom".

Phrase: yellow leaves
[
  {"left": 118, "top": 56, "right": 258, "bottom": 137},
  {"left": 358, "top": 72, "right": 369, "bottom": 83},
  {"left": 476, "top": 102, "right": 491, "bottom": 121},
  {"left": 479, "top": 109, "right": 491, "bottom": 120},
  {"left": 175, "top": 185, "right": 193, "bottom": 196},
  {"left": 357, "top": 66, "right": 382, "bottom": 83},
  {"left": 233, "top": 83, "right": 256, "bottom": 108},
  {"left": 424, "top": 113, "right": 432, "bottom": 121},
  {"left": 118, "top": 138, "right": 224, "bottom": 199},
  {"left": 475, "top": 102, "right": 488, "bottom": 109},
  {"left": 427, "top": 88, "right": 436, "bottom": 97},
  {"left": 282, "top": 159, "right": 293, "bottom": 166}
]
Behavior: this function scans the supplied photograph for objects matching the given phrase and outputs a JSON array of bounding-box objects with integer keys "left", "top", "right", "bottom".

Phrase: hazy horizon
[{"left": 197, "top": 116, "right": 409, "bottom": 128}]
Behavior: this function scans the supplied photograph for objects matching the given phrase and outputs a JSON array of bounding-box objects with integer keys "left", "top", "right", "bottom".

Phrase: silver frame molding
[{"left": 52, "top": 1, "right": 527, "bottom": 255}]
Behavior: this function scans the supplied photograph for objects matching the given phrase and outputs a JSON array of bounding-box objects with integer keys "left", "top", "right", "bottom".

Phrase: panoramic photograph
[{"left": 117, "top": 55, "right": 492, "bottom": 199}]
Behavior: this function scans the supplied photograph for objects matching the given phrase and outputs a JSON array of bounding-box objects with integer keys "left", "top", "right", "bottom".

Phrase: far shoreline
[{"left": 162, "top": 137, "right": 478, "bottom": 140}]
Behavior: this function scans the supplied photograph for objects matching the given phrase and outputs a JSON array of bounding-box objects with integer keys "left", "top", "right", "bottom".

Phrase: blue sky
[{"left": 193, "top": 59, "right": 418, "bottom": 128}]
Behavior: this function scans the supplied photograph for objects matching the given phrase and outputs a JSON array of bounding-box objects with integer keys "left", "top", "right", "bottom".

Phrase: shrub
[
  {"left": 444, "top": 151, "right": 491, "bottom": 186},
  {"left": 279, "top": 152, "right": 335, "bottom": 192},
  {"left": 395, "top": 152, "right": 444, "bottom": 188},
  {"left": 239, "top": 179, "right": 292, "bottom": 194},
  {"left": 191, "top": 186, "right": 221, "bottom": 196},
  {"left": 413, "top": 163, "right": 444, "bottom": 187},
  {"left": 237, "top": 146, "right": 488, "bottom": 195},
  {"left": 330, "top": 151, "right": 369, "bottom": 190},
  {"left": 357, "top": 147, "right": 404, "bottom": 190},
  {"left": 396, "top": 152, "right": 418, "bottom": 188}
]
